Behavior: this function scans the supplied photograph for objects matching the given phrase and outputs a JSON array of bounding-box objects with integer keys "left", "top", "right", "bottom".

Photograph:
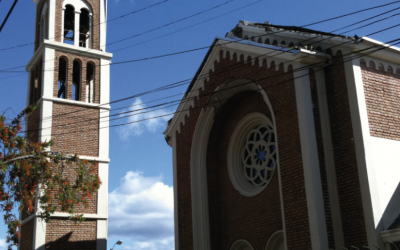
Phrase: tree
[{"left": 0, "top": 105, "right": 101, "bottom": 249}]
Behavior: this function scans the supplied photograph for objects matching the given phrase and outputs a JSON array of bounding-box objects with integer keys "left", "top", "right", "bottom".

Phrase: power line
[
  {"left": 0, "top": 0, "right": 247, "bottom": 73},
  {"left": 9, "top": 1, "right": 400, "bottom": 131},
  {"left": 1, "top": 0, "right": 397, "bottom": 73},
  {"left": 0, "top": 0, "right": 18, "bottom": 33},
  {"left": 0, "top": 0, "right": 169, "bottom": 51},
  {"left": 22, "top": 35, "right": 400, "bottom": 135},
  {"left": 2, "top": 0, "right": 399, "bottom": 75},
  {"left": 33, "top": 38, "right": 400, "bottom": 139},
  {"left": 17, "top": 13, "right": 400, "bottom": 127}
]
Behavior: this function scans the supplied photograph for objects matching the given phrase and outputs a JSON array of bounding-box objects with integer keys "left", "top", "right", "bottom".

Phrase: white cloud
[
  {"left": 108, "top": 171, "right": 174, "bottom": 250},
  {"left": 122, "top": 237, "right": 174, "bottom": 250},
  {"left": 116, "top": 98, "right": 173, "bottom": 138},
  {"left": 0, "top": 239, "right": 7, "bottom": 250}
]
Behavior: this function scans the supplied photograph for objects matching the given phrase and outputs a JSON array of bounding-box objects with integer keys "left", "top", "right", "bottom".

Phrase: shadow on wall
[{"left": 42, "top": 232, "right": 106, "bottom": 250}]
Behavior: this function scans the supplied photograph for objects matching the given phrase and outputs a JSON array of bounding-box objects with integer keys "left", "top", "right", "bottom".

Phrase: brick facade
[
  {"left": 51, "top": 103, "right": 99, "bottom": 157},
  {"left": 172, "top": 46, "right": 387, "bottom": 249},
  {"left": 45, "top": 219, "right": 97, "bottom": 249},
  {"left": 54, "top": 51, "right": 101, "bottom": 104},
  {"left": 175, "top": 50, "right": 313, "bottom": 249},
  {"left": 207, "top": 91, "right": 282, "bottom": 250},
  {"left": 49, "top": 166, "right": 98, "bottom": 214},
  {"left": 20, "top": 220, "right": 34, "bottom": 250},
  {"left": 361, "top": 59, "right": 400, "bottom": 141}
]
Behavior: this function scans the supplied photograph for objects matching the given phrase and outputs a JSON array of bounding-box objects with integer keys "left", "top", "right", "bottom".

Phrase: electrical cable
[
  {"left": 0, "top": 0, "right": 169, "bottom": 51},
  {"left": 2, "top": 4, "right": 399, "bottom": 76},
  {"left": 34, "top": 38, "right": 398, "bottom": 138},
  {"left": 0, "top": 0, "right": 18, "bottom": 33},
  {"left": 0, "top": 0, "right": 249, "bottom": 73},
  {"left": 17, "top": 15, "right": 400, "bottom": 127},
  {"left": 22, "top": 36, "right": 400, "bottom": 135},
  {"left": 0, "top": 0, "right": 396, "bottom": 73}
]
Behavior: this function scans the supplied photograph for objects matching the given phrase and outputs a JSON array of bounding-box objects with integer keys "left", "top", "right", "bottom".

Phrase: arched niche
[
  {"left": 231, "top": 240, "right": 254, "bottom": 250},
  {"left": 266, "top": 230, "right": 285, "bottom": 250}
]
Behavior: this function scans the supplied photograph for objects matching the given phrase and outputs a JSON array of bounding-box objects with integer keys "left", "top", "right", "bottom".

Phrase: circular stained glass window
[
  {"left": 228, "top": 113, "right": 277, "bottom": 196},
  {"left": 242, "top": 124, "right": 276, "bottom": 187}
]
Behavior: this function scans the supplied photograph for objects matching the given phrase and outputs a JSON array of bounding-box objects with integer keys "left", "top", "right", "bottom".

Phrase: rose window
[
  {"left": 228, "top": 113, "right": 278, "bottom": 196},
  {"left": 242, "top": 125, "right": 276, "bottom": 187}
]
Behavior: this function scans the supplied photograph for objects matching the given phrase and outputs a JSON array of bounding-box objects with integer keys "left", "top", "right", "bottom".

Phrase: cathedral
[
  {"left": 164, "top": 21, "right": 400, "bottom": 250},
  {"left": 20, "top": 0, "right": 112, "bottom": 249}
]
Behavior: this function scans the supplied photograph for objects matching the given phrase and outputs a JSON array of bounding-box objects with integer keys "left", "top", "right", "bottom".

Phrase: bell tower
[{"left": 20, "top": 0, "right": 112, "bottom": 249}]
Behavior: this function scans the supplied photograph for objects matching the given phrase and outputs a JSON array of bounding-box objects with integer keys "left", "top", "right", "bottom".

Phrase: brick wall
[
  {"left": 20, "top": 219, "right": 34, "bottom": 250},
  {"left": 45, "top": 219, "right": 97, "bottom": 249},
  {"left": 175, "top": 49, "right": 312, "bottom": 249},
  {"left": 29, "top": 58, "right": 43, "bottom": 105},
  {"left": 207, "top": 91, "right": 282, "bottom": 250},
  {"left": 361, "top": 60, "right": 400, "bottom": 141},
  {"left": 324, "top": 51, "right": 368, "bottom": 246},
  {"left": 51, "top": 103, "right": 99, "bottom": 157},
  {"left": 27, "top": 107, "right": 41, "bottom": 145},
  {"left": 49, "top": 165, "right": 98, "bottom": 214},
  {"left": 54, "top": 51, "right": 101, "bottom": 104}
]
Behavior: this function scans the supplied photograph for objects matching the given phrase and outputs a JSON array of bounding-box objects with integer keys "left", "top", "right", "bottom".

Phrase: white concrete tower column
[
  {"left": 61, "top": 8, "right": 66, "bottom": 43},
  {"left": 74, "top": 10, "right": 81, "bottom": 46}
]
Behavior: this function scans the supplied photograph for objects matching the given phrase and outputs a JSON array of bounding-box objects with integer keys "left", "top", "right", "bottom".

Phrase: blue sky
[{"left": 1, "top": 0, "right": 400, "bottom": 249}]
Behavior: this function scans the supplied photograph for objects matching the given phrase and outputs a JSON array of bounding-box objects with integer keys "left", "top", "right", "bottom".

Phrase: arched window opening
[
  {"left": 58, "top": 58, "right": 67, "bottom": 99},
  {"left": 281, "top": 41, "right": 286, "bottom": 45},
  {"left": 289, "top": 42, "right": 294, "bottom": 48},
  {"left": 266, "top": 231, "right": 285, "bottom": 250},
  {"left": 72, "top": 61, "right": 81, "bottom": 101},
  {"left": 79, "top": 9, "right": 91, "bottom": 48},
  {"left": 86, "top": 63, "right": 94, "bottom": 103},
  {"left": 64, "top": 5, "right": 75, "bottom": 45},
  {"left": 265, "top": 38, "right": 270, "bottom": 45},
  {"left": 272, "top": 40, "right": 278, "bottom": 45}
]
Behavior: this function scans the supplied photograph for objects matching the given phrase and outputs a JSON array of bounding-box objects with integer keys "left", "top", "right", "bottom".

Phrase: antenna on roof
[{"left": 264, "top": 21, "right": 270, "bottom": 25}]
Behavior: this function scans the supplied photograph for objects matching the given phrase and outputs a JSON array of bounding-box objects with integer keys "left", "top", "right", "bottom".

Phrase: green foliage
[{"left": 0, "top": 106, "right": 101, "bottom": 249}]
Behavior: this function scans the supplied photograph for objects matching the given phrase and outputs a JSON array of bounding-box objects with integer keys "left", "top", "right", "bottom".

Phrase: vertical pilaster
[
  {"left": 315, "top": 67, "right": 345, "bottom": 249},
  {"left": 48, "top": 0, "right": 56, "bottom": 42},
  {"left": 61, "top": 8, "right": 65, "bottom": 43},
  {"left": 74, "top": 11, "right": 80, "bottom": 46},
  {"left": 293, "top": 63, "right": 329, "bottom": 250},
  {"left": 343, "top": 56, "right": 378, "bottom": 247},
  {"left": 89, "top": 13, "right": 93, "bottom": 49}
]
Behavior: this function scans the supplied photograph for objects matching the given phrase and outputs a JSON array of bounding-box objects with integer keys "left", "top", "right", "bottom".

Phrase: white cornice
[
  {"left": 350, "top": 37, "right": 400, "bottom": 65},
  {"left": 26, "top": 40, "right": 113, "bottom": 71},
  {"left": 76, "top": 156, "right": 110, "bottom": 163},
  {"left": 51, "top": 213, "right": 108, "bottom": 219},
  {"left": 239, "top": 24, "right": 351, "bottom": 44},
  {"left": 41, "top": 97, "right": 111, "bottom": 110}
]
